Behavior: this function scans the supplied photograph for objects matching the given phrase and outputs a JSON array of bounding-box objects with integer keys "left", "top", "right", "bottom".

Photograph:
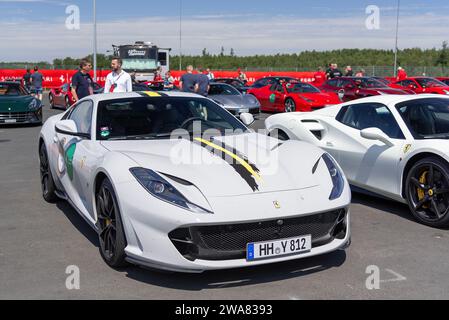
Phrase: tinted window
[
  {"left": 209, "top": 84, "right": 240, "bottom": 96},
  {"left": 96, "top": 97, "right": 247, "bottom": 140},
  {"left": 0, "top": 83, "right": 27, "bottom": 96},
  {"left": 286, "top": 82, "right": 320, "bottom": 93},
  {"left": 68, "top": 100, "right": 93, "bottom": 135},
  {"left": 326, "top": 79, "right": 339, "bottom": 87},
  {"left": 337, "top": 103, "right": 404, "bottom": 139},
  {"left": 396, "top": 97, "right": 449, "bottom": 139}
]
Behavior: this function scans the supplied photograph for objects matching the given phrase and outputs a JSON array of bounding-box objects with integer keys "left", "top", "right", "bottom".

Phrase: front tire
[
  {"left": 284, "top": 98, "right": 296, "bottom": 112},
  {"left": 48, "top": 93, "right": 54, "bottom": 109},
  {"left": 96, "top": 178, "right": 129, "bottom": 268},
  {"left": 39, "top": 143, "right": 58, "bottom": 202},
  {"left": 405, "top": 157, "right": 449, "bottom": 228}
]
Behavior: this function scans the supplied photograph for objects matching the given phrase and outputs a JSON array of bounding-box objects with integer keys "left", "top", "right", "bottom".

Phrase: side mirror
[
  {"left": 55, "top": 119, "right": 90, "bottom": 138},
  {"left": 337, "top": 89, "right": 345, "bottom": 100},
  {"left": 240, "top": 112, "right": 255, "bottom": 126},
  {"left": 360, "top": 127, "right": 393, "bottom": 147}
]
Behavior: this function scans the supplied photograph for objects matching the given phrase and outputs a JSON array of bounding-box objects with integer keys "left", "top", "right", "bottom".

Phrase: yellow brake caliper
[{"left": 417, "top": 171, "right": 429, "bottom": 208}]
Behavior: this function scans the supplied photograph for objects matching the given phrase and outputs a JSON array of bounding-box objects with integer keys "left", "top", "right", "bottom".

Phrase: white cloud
[{"left": 1, "top": 12, "right": 448, "bottom": 61}]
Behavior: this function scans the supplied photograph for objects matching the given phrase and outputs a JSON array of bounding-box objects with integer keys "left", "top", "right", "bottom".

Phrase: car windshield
[
  {"left": 0, "top": 83, "right": 27, "bottom": 96},
  {"left": 416, "top": 78, "right": 446, "bottom": 88},
  {"left": 355, "top": 78, "right": 388, "bottom": 88},
  {"left": 96, "top": 96, "right": 247, "bottom": 140},
  {"left": 209, "top": 84, "right": 240, "bottom": 96},
  {"left": 396, "top": 98, "right": 449, "bottom": 139},
  {"left": 286, "top": 82, "right": 320, "bottom": 93}
]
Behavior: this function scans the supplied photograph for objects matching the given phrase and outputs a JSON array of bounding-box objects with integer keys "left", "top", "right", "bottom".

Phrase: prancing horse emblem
[{"left": 273, "top": 201, "right": 281, "bottom": 209}]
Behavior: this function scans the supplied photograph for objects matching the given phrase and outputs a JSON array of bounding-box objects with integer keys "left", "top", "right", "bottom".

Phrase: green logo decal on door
[
  {"left": 269, "top": 94, "right": 276, "bottom": 103},
  {"left": 64, "top": 139, "right": 78, "bottom": 181}
]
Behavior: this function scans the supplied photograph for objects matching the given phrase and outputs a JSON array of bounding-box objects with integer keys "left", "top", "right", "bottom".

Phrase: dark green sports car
[{"left": 0, "top": 81, "right": 43, "bottom": 125}]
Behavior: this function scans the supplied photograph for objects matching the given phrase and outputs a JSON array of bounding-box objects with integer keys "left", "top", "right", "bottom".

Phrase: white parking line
[{"left": 380, "top": 269, "right": 407, "bottom": 283}]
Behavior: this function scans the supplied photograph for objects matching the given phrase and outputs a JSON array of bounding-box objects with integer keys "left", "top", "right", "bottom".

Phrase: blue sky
[{"left": 1, "top": 0, "right": 449, "bottom": 61}]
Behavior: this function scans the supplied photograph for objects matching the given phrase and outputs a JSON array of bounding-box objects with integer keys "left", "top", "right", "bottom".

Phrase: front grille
[
  {"left": 169, "top": 209, "right": 347, "bottom": 261},
  {"left": 0, "top": 112, "right": 35, "bottom": 123}
]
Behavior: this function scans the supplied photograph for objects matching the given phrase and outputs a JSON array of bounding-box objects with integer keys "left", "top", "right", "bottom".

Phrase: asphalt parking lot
[{"left": 1, "top": 93, "right": 449, "bottom": 299}]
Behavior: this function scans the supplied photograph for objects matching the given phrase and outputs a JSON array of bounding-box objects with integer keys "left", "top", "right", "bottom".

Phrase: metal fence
[{"left": 2, "top": 63, "right": 449, "bottom": 77}]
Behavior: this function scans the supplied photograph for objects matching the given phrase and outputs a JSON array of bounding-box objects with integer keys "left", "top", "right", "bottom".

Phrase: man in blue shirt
[
  {"left": 179, "top": 65, "right": 197, "bottom": 93},
  {"left": 71, "top": 59, "right": 94, "bottom": 102},
  {"left": 30, "top": 66, "right": 44, "bottom": 101},
  {"left": 196, "top": 68, "right": 210, "bottom": 97}
]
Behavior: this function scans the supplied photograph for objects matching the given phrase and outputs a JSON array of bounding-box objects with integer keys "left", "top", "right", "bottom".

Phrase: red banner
[{"left": 0, "top": 69, "right": 317, "bottom": 88}]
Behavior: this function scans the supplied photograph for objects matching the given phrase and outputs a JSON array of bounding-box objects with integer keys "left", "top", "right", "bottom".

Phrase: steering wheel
[{"left": 180, "top": 117, "right": 205, "bottom": 129}]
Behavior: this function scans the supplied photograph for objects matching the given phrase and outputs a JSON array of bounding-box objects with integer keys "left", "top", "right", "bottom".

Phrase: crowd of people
[{"left": 21, "top": 57, "right": 410, "bottom": 103}]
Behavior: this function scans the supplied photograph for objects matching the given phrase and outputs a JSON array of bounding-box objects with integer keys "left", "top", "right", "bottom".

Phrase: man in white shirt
[{"left": 104, "top": 57, "right": 132, "bottom": 93}]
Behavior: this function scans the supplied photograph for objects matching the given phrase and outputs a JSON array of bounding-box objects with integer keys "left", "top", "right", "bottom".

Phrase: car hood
[
  {"left": 0, "top": 95, "right": 35, "bottom": 112},
  {"left": 368, "top": 88, "right": 408, "bottom": 95},
  {"left": 101, "top": 133, "right": 326, "bottom": 197},
  {"left": 209, "top": 94, "right": 259, "bottom": 108}
]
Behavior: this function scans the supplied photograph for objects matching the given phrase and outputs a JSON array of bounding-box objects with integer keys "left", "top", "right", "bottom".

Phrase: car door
[
  {"left": 268, "top": 83, "right": 286, "bottom": 111},
  {"left": 324, "top": 102, "right": 407, "bottom": 196},
  {"left": 52, "top": 100, "right": 100, "bottom": 223}
]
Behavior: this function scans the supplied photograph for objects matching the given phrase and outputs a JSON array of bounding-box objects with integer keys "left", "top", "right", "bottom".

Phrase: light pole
[
  {"left": 393, "top": 0, "right": 400, "bottom": 77},
  {"left": 179, "top": 0, "right": 182, "bottom": 71},
  {"left": 93, "top": 0, "right": 97, "bottom": 81}
]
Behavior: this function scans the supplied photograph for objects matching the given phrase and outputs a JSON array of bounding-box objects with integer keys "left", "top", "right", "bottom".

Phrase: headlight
[
  {"left": 321, "top": 153, "right": 345, "bottom": 200},
  {"left": 130, "top": 167, "right": 212, "bottom": 214},
  {"left": 28, "top": 99, "right": 41, "bottom": 110},
  {"left": 443, "top": 90, "right": 449, "bottom": 95}
]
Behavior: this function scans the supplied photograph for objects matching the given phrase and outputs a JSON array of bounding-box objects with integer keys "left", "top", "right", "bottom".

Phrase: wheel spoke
[
  {"left": 430, "top": 199, "right": 443, "bottom": 218},
  {"left": 435, "top": 188, "right": 449, "bottom": 195},
  {"left": 415, "top": 197, "right": 428, "bottom": 210},
  {"left": 428, "top": 165, "right": 434, "bottom": 186},
  {"left": 411, "top": 177, "right": 428, "bottom": 190}
]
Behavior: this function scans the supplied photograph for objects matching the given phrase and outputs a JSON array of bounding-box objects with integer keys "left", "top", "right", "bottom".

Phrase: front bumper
[
  {"left": 0, "top": 109, "right": 42, "bottom": 125},
  {"left": 226, "top": 106, "right": 260, "bottom": 115},
  {"left": 116, "top": 180, "right": 351, "bottom": 273}
]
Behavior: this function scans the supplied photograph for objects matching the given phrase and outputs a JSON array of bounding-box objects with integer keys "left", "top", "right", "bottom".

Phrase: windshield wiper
[{"left": 107, "top": 133, "right": 172, "bottom": 140}]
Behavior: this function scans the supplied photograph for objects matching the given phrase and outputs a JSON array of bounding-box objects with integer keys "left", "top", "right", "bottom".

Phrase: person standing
[
  {"left": 104, "top": 57, "right": 132, "bottom": 93},
  {"left": 23, "top": 68, "right": 32, "bottom": 92},
  {"left": 179, "top": 65, "right": 197, "bottom": 93},
  {"left": 206, "top": 68, "right": 215, "bottom": 81},
  {"left": 71, "top": 59, "right": 94, "bottom": 102},
  {"left": 313, "top": 67, "right": 326, "bottom": 85},
  {"left": 196, "top": 68, "right": 210, "bottom": 97},
  {"left": 397, "top": 67, "right": 407, "bottom": 81},
  {"left": 163, "top": 71, "right": 175, "bottom": 90},
  {"left": 329, "top": 63, "right": 342, "bottom": 79},
  {"left": 325, "top": 63, "right": 333, "bottom": 80},
  {"left": 344, "top": 66, "right": 353, "bottom": 76},
  {"left": 30, "top": 66, "right": 44, "bottom": 101},
  {"left": 355, "top": 69, "right": 365, "bottom": 77},
  {"left": 238, "top": 69, "right": 248, "bottom": 83}
]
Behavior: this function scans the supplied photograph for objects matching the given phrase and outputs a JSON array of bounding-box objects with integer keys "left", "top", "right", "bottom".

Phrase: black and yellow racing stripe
[
  {"left": 194, "top": 137, "right": 262, "bottom": 192},
  {"left": 136, "top": 91, "right": 168, "bottom": 97}
]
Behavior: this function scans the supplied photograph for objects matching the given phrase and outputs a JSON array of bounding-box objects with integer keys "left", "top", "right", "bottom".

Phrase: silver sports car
[{"left": 209, "top": 83, "right": 260, "bottom": 115}]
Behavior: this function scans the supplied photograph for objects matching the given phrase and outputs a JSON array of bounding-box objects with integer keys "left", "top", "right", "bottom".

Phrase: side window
[
  {"left": 327, "top": 79, "right": 338, "bottom": 87},
  {"left": 336, "top": 103, "right": 404, "bottom": 139},
  {"left": 68, "top": 100, "right": 93, "bottom": 135}
]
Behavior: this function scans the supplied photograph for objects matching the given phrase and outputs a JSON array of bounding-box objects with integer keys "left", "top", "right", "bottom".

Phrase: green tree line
[{"left": 2, "top": 43, "right": 448, "bottom": 71}]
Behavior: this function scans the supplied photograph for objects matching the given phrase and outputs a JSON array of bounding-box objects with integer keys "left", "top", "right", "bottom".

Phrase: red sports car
[
  {"left": 320, "top": 77, "right": 409, "bottom": 102},
  {"left": 49, "top": 82, "right": 103, "bottom": 109},
  {"left": 436, "top": 77, "right": 449, "bottom": 86},
  {"left": 247, "top": 80, "right": 341, "bottom": 112},
  {"left": 390, "top": 77, "right": 449, "bottom": 95}
]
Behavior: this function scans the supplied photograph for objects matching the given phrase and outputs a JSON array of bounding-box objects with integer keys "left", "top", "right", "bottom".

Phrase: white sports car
[
  {"left": 38, "top": 91, "right": 350, "bottom": 273},
  {"left": 265, "top": 94, "right": 449, "bottom": 228}
]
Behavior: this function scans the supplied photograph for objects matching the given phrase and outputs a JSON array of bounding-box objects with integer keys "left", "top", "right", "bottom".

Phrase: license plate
[
  {"left": 246, "top": 235, "right": 311, "bottom": 261},
  {"left": 4, "top": 119, "right": 16, "bottom": 123}
]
